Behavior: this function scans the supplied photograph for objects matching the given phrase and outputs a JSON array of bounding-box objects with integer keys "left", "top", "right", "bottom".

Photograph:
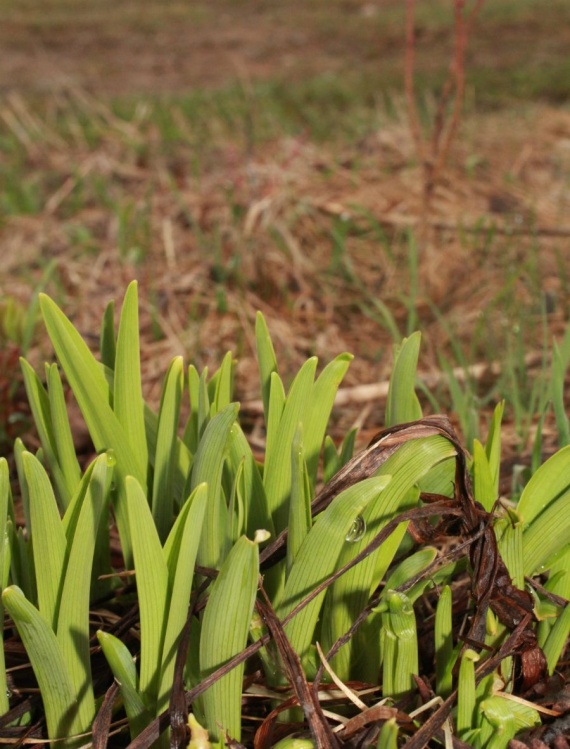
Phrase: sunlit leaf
[
  {"left": 517, "top": 445, "right": 570, "bottom": 524},
  {"left": 158, "top": 483, "right": 208, "bottom": 711},
  {"left": 435, "top": 585, "right": 454, "bottom": 698},
  {"left": 20, "top": 359, "right": 70, "bottom": 509},
  {"left": 126, "top": 476, "right": 168, "bottom": 708},
  {"left": 56, "top": 453, "right": 112, "bottom": 729},
  {"left": 276, "top": 475, "right": 391, "bottom": 667},
  {"left": 523, "top": 492, "right": 570, "bottom": 575},
  {"left": 264, "top": 359, "right": 317, "bottom": 533},
  {"left": 0, "top": 460, "right": 12, "bottom": 715},
  {"left": 114, "top": 280, "right": 148, "bottom": 477},
  {"left": 23, "top": 452, "right": 66, "bottom": 629},
  {"left": 97, "top": 630, "right": 152, "bottom": 738},
  {"left": 255, "top": 311, "right": 279, "bottom": 419},
  {"left": 385, "top": 332, "right": 422, "bottom": 427},
  {"left": 192, "top": 404, "right": 239, "bottom": 569},
  {"left": 46, "top": 364, "right": 82, "bottom": 504},
  {"left": 200, "top": 532, "right": 264, "bottom": 741},
  {"left": 152, "top": 356, "right": 184, "bottom": 541},
  {"left": 2, "top": 586, "right": 80, "bottom": 742}
]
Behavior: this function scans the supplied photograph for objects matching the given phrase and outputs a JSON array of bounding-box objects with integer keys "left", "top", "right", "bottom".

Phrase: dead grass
[
  {"left": 1, "top": 88, "right": 570, "bottom": 460},
  {"left": 1, "top": 1, "right": 570, "bottom": 461}
]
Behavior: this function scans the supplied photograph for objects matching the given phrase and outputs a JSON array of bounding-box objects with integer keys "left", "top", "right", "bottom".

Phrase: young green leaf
[
  {"left": 99, "top": 299, "right": 116, "bottom": 370},
  {"left": 255, "top": 311, "right": 279, "bottom": 418},
  {"left": 158, "top": 483, "right": 208, "bottom": 711},
  {"left": 23, "top": 451, "right": 67, "bottom": 629},
  {"left": 0, "top": 460, "right": 11, "bottom": 715},
  {"left": 46, "top": 364, "right": 82, "bottom": 504},
  {"left": 126, "top": 476, "right": 168, "bottom": 708},
  {"left": 457, "top": 649, "right": 479, "bottom": 739},
  {"left": 114, "top": 280, "right": 148, "bottom": 476},
  {"left": 435, "top": 585, "right": 454, "bottom": 698},
  {"left": 385, "top": 332, "right": 422, "bottom": 427},
  {"left": 208, "top": 351, "right": 234, "bottom": 414},
  {"left": 263, "top": 358, "right": 317, "bottom": 533},
  {"left": 472, "top": 439, "right": 496, "bottom": 512},
  {"left": 2, "top": 586, "right": 81, "bottom": 742},
  {"left": 56, "top": 453, "right": 112, "bottom": 730},
  {"left": 287, "top": 424, "right": 312, "bottom": 575},
  {"left": 276, "top": 475, "right": 392, "bottom": 667},
  {"left": 479, "top": 694, "right": 540, "bottom": 749},
  {"left": 376, "top": 717, "right": 398, "bottom": 749},
  {"left": 20, "top": 359, "right": 70, "bottom": 509},
  {"left": 200, "top": 532, "right": 265, "bottom": 741},
  {"left": 303, "top": 353, "right": 352, "bottom": 489},
  {"left": 495, "top": 510, "right": 524, "bottom": 589},
  {"left": 485, "top": 400, "right": 505, "bottom": 496},
  {"left": 551, "top": 339, "right": 570, "bottom": 447},
  {"left": 517, "top": 445, "right": 570, "bottom": 524},
  {"left": 522, "top": 492, "right": 570, "bottom": 575},
  {"left": 39, "top": 292, "right": 147, "bottom": 564},
  {"left": 152, "top": 356, "right": 184, "bottom": 542},
  {"left": 381, "top": 591, "right": 418, "bottom": 698},
  {"left": 191, "top": 404, "right": 239, "bottom": 569},
  {"left": 542, "top": 602, "right": 570, "bottom": 675},
  {"left": 97, "top": 630, "right": 152, "bottom": 739},
  {"left": 320, "top": 436, "right": 456, "bottom": 680},
  {"left": 226, "top": 422, "right": 274, "bottom": 540}
]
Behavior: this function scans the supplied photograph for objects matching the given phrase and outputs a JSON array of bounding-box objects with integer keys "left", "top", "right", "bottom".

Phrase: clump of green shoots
[{"left": 0, "top": 281, "right": 567, "bottom": 748}]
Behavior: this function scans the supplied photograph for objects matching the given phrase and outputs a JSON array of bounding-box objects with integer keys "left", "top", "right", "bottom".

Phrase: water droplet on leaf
[
  {"left": 345, "top": 515, "right": 366, "bottom": 543},
  {"left": 106, "top": 450, "right": 117, "bottom": 468}
]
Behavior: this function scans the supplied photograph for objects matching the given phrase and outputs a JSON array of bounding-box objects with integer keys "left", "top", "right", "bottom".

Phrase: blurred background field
[{"left": 1, "top": 0, "right": 570, "bottom": 467}]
